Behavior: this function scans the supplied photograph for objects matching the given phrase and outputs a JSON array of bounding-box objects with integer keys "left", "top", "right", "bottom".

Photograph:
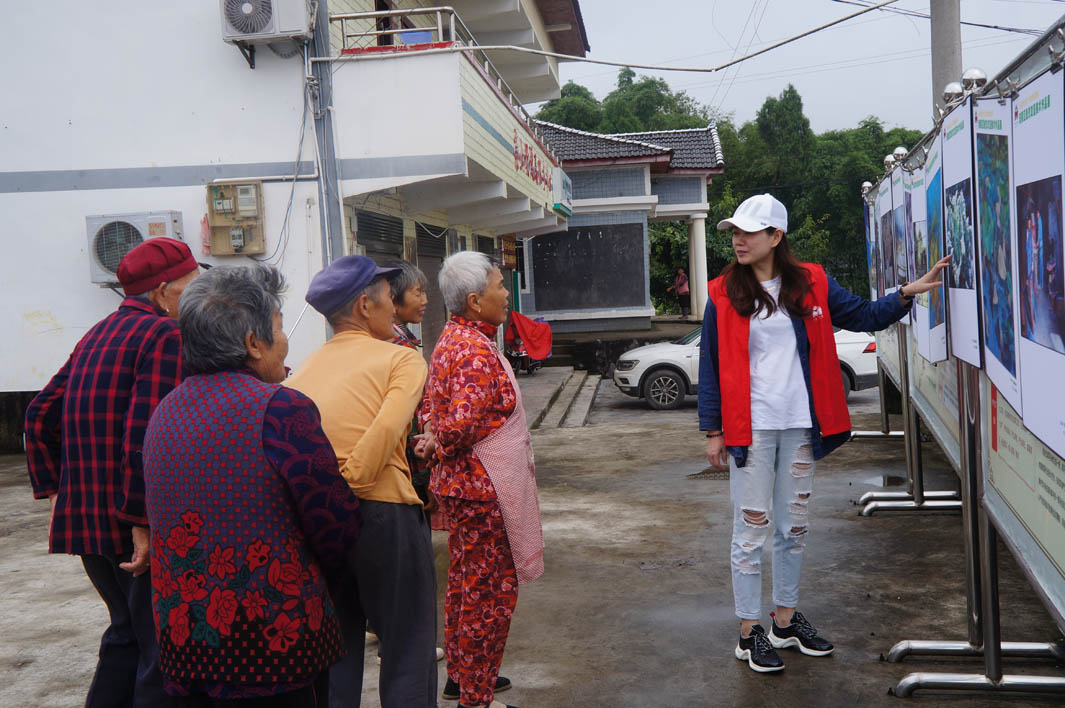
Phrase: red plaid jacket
[{"left": 25, "top": 298, "right": 183, "bottom": 556}]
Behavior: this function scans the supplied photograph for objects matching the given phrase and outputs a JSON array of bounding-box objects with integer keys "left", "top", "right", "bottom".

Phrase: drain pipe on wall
[{"left": 309, "top": 0, "right": 345, "bottom": 269}]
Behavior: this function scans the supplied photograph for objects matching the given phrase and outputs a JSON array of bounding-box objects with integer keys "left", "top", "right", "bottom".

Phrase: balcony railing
[{"left": 328, "top": 6, "right": 558, "bottom": 162}]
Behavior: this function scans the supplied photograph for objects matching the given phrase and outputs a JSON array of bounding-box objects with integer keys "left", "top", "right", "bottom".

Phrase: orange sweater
[{"left": 286, "top": 329, "right": 427, "bottom": 506}]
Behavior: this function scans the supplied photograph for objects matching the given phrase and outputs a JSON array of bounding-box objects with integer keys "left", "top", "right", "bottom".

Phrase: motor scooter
[{"left": 504, "top": 312, "right": 552, "bottom": 374}]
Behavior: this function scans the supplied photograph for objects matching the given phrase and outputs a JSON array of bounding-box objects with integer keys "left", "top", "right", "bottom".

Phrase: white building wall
[{"left": 2, "top": 2, "right": 324, "bottom": 391}]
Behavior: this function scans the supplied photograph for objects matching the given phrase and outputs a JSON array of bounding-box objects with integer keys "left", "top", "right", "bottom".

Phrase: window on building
[
  {"left": 476, "top": 236, "right": 496, "bottom": 259},
  {"left": 375, "top": 0, "right": 394, "bottom": 46},
  {"left": 516, "top": 239, "right": 528, "bottom": 291}
]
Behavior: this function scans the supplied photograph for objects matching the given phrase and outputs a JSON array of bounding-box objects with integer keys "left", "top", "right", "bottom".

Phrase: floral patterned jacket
[
  {"left": 425, "top": 316, "right": 516, "bottom": 500},
  {"left": 144, "top": 370, "right": 361, "bottom": 698}
]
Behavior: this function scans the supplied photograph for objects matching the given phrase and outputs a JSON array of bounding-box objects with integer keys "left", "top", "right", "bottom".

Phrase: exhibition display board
[
  {"left": 974, "top": 96, "right": 1023, "bottom": 413},
  {"left": 862, "top": 22, "right": 1065, "bottom": 699},
  {"left": 942, "top": 96, "right": 982, "bottom": 366},
  {"left": 924, "top": 133, "right": 949, "bottom": 363},
  {"left": 864, "top": 57, "right": 1065, "bottom": 648},
  {"left": 983, "top": 377, "right": 1065, "bottom": 628},
  {"left": 1012, "top": 71, "right": 1065, "bottom": 460}
]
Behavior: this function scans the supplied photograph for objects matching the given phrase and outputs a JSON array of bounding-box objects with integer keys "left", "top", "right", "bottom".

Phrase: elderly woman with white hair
[{"left": 423, "top": 251, "right": 544, "bottom": 708}]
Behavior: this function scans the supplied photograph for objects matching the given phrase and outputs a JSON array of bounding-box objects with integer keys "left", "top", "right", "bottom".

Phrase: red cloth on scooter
[{"left": 506, "top": 312, "right": 553, "bottom": 361}]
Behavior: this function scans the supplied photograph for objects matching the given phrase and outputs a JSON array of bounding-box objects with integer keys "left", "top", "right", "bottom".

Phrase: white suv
[{"left": 612, "top": 327, "right": 878, "bottom": 410}]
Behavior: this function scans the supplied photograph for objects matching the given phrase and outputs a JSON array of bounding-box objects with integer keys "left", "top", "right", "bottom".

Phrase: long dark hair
[{"left": 722, "top": 232, "right": 811, "bottom": 319}]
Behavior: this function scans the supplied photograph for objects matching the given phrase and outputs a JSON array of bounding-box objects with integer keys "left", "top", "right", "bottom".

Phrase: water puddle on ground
[{"left": 861, "top": 473, "right": 908, "bottom": 488}]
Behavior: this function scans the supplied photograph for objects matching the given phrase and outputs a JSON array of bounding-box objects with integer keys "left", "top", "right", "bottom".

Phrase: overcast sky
[{"left": 551, "top": 0, "right": 1065, "bottom": 134}]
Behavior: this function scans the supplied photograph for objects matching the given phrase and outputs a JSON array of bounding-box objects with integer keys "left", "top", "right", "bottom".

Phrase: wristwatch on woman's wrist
[{"left": 898, "top": 282, "right": 914, "bottom": 304}]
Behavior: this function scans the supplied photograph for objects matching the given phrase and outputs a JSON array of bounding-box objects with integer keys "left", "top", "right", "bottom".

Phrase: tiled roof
[
  {"left": 535, "top": 120, "right": 724, "bottom": 169},
  {"left": 613, "top": 126, "right": 725, "bottom": 169},
  {"left": 534, "top": 120, "right": 670, "bottom": 161}
]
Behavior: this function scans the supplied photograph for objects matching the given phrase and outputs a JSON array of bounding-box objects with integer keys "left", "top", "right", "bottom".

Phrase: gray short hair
[
  {"left": 439, "top": 251, "right": 496, "bottom": 313},
  {"left": 385, "top": 260, "right": 429, "bottom": 305},
  {"left": 178, "top": 265, "right": 286, "bottom": 375}
]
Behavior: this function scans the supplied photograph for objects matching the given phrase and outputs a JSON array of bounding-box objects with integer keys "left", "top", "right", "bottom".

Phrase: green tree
[
  {"left": 536, "top": 82, "right": 602, "bottom": 131},
  {"left": 536, "top": 74, "right": 925, "bottom": 304}
]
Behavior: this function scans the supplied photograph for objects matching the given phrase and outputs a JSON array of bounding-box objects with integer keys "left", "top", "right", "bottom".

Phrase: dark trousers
[
  {"left": 329, "top": 500, "right": 437, "bottom": 708},
  {"left": 170, "top": 674, "right": 328, "bottom": 708},
  {"left": 81, "top": 553, "right": 168, "bottom": 708}
]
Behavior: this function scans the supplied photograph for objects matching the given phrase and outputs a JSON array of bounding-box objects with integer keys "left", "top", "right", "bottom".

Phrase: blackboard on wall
[{"left": 531, "top": 223, "right": 646, "bottom": 311}]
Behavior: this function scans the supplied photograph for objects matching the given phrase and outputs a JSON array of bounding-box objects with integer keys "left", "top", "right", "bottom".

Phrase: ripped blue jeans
[{"left": 729, "top": 428, "right": 814, "bottom": 620}]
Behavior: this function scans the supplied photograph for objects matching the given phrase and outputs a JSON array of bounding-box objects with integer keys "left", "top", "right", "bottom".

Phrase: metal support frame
[
  {"left": 236, "top": 41, "right": 256, "bottom": 69},
  {"left": 860, "top": 327, "right": 961, "bottom": 515},
  {"left": 888, "top": 362, "right": 1065, "bottom": 697}
]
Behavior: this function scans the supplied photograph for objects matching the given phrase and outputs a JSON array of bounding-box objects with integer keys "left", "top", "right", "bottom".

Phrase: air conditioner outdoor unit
[
  {"left": 221, "top": 0, "right": 314, "bottom": 44},
  {"left": 86, "top": 212, "right": 184, "bottom": 286}
]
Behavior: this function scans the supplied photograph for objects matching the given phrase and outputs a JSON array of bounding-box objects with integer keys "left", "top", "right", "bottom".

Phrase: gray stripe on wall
[
  {"left": 461, "top": 99, "right": 514, "bottom": 155},
  {"left": 0, "top": 161, "right": 318, "bottom": 194},
  {"left": 336, "top": 153, "right": 466, "bottom": 180},
  {"left": 0, "top": 153, "right": 467, "bottom": 194}
]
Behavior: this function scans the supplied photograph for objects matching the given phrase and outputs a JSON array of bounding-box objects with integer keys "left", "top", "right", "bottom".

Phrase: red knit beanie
[{"left": 117, "top": 238, "right": 198, "bottom": 296}]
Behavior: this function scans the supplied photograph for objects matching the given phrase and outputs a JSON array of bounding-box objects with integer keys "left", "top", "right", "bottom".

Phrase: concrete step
[
  {"left": 537, "top": 371, "right": 588, "bottom": 429},
  {"left": 561, "top": 375, "right": 601, "bottom": 428},
  {"left": 521, "top": 366, "right": 574, "bottom": 430}
]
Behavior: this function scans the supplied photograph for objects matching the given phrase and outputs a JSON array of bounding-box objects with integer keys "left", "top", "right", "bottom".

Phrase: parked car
[{"left": 613, "top": 327, "right": 878, "bottom": 410}]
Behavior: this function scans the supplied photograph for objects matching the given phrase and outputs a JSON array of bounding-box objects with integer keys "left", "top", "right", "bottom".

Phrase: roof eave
[{"left": 562, "top": 154, "right": 673, "bottom": 168}]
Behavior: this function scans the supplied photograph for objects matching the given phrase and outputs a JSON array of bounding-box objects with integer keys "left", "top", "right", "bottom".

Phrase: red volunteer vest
[{"left": 708, "top": 263, "right": 851, "bottom": 447}]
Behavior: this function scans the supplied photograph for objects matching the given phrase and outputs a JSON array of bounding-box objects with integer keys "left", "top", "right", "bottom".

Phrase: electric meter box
[{"left": 206, "top": 180, "right": 266, "bottom": 255}]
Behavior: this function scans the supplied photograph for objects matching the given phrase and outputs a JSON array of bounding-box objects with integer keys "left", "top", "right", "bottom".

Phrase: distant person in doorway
[
  {"left": 23, "top": 237, "right": 199, "bottom": 707},
  {"left": 667, "top": 266, "right": 691, "bottom": 316},
  {"left": 698, "top": 194, "right": 948, "bottom": 673},
  {"left": 425, "top": 251, "right": 545, "bottom": 708}
]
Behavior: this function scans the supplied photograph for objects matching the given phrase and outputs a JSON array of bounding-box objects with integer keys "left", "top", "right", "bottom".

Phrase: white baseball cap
[{"left": 716, "top": 193, "right": 788, "bottom": 234}]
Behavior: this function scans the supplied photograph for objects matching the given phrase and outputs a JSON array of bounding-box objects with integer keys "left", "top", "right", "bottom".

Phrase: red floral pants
[{"left": 440, "top": 496, "right": 518, "bottom": 707}]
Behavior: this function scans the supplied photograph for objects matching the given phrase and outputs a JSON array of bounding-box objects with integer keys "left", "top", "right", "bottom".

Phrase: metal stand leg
[
  {"left": 861, "top": 328, "right": 961, "bottom": 516},
  {"left": 892, "top": 519, "right": 1065, "bottom": 696},
  {"left": 890, "top": 363, "right": 1065, "bottom": 696}
]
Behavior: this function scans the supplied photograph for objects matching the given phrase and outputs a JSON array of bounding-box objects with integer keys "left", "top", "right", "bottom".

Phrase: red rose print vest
[{"left": 144, "top": 372, "right": 343, "bottom": 686}]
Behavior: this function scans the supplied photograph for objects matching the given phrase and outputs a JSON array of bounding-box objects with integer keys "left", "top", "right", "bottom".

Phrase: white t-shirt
[{"left": 748, "top": 276, "right": 813, "bottom": 430}]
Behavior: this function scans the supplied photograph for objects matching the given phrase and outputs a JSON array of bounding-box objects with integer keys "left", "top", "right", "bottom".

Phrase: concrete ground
[{"left": 2, "top": 379, "right": 1064, "bottom": 707}]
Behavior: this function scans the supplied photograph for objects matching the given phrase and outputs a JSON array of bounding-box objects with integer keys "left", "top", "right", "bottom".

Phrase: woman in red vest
[{"left": 698, "top": 194, "right": 947, "bottom": 673}]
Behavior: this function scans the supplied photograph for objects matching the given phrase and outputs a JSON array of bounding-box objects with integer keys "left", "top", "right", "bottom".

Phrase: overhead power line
[
  {"left": 319, "top": 0, "right": 905, "bottom": 74},
  {"left": 829, "top": 0, "right": 1044, "bottom": 35}
]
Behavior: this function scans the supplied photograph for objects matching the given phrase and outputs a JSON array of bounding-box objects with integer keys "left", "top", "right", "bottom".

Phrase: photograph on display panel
[
  {"left": 1012, "top": 68, "right": 1065, "bottom": 459},
  {"left": 894, "top": 203, "right": 907, "bottom": 286},
  {"left": 978, "top": 133, "right": 1016, "bottom": 375},
  {"left": 927, "top": 168, "right": 947, "bottom": 329},
  {"left": 881, "top": 210, "right": 895, "bottom": 292},
  {"left": 866, "top": 203, "right": 877, "bottom": 298},
  {"left": 946, "top": 179, "right": 976, "bottom": 290},
  {"left": 904, "top": 173, "right": 915, "bottom": 285},
  {"left": 1016, "top": 174, "right": 1065, "bottom": 355},
  {"left": 941, "top": 97, "right": 982, "bottom": 367}
]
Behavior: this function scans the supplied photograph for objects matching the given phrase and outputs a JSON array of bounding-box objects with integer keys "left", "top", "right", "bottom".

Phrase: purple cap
[{"left": 306, "top": 255, "right": 400, "bottom": 316}]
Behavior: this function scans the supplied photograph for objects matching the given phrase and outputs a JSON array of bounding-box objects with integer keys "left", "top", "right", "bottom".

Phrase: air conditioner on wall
[
  {"left": 86, "top": 212, "right": 184, "bottom": 286},
  {"left": 220, "top": 0, "right": 314, "bottom": 44}
]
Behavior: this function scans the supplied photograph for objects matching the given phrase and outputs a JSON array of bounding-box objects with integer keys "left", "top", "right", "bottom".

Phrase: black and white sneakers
[
  {"left": 768, "top": 611, "right": 835, "bottom": 657},
  {"left": 734, "top": 625, "right": 785, "bottom": 673}
]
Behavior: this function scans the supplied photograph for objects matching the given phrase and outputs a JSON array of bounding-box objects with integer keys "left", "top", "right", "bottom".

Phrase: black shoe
[
  {"left": 769, "top": 611, "right": 834, "bottom": 656},
  {"left": 734, "top": 624, "right": 785, "bottom": 672},
  {"left": 443, "top": 676, "right": 512, "bottom": 700}
]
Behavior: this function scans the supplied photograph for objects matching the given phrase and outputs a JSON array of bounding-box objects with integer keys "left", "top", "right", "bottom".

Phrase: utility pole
[{"left": 930, "top": 0, "right": 963, "bottom": 117}]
